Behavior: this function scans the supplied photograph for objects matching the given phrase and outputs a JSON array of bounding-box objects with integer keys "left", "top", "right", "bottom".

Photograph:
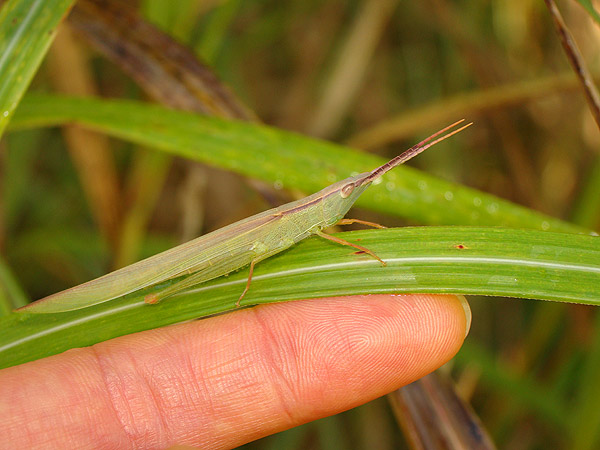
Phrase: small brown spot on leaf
[{"left": 144, "top": 294, "right": 159, "bottom": 304}]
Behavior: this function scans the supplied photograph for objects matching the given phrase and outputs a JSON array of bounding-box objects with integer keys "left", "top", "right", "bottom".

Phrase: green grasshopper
[{"left": 19, "top": 120, "right": 471, "bottom": 313}]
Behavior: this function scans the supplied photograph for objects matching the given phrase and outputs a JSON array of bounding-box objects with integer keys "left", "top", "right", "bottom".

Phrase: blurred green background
[{"left": 2, "top": 0, "right": 600, "bottom": 448}]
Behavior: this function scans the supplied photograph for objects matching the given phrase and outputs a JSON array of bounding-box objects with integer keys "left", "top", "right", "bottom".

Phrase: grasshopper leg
[
  {"left": 336, "top": 218, "right": 386, "bottom": 229},
  {"left": 315, "top": 230, "right": 386, "bottom": 266},
  {"left": 236, "top": 259, "right": 258, "bottom": 307},
  {"left": 143, "top": 266, "right": 210, "bottom": 304}
]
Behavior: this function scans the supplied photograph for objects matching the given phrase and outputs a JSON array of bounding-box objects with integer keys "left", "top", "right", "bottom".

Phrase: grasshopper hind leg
[
  {"left": 144, "top": 268, "right": 214, "bottom": 304},
  {"left": 236, "top": 259, "right": 258, "bottom": 307},
  {"left": 336, "top": 218, "right": 386, "bottom": 229},
  {"left": 143, "top": 257, "right": 262, "bottom": 308},
  {"left": 315, "top": 230, "right": 386, "bottom": 266}
]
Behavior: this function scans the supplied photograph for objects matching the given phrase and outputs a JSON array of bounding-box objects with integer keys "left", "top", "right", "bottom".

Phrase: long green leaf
[
  {"left": 0, "top": 0, "right": 75, "bottom": 136},
  {"left": 0, "top": 256, "right": 28, "bottom": 314},
  {"left": 2, "top": 227, "right": 598, "bottom": 368},
  {"left": 9, "top": 94, "right": 590, "bottom": 233}
]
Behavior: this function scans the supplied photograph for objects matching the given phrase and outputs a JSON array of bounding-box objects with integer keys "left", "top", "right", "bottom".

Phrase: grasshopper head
[{"left": 320, "top": 172, "right": 373, "bottom": 228}]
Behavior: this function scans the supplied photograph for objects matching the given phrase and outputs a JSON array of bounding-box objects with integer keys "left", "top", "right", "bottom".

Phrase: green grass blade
[
  {"left": 0, "top": 0, "right": 75, "bottom": 137},
  {"left": 0, "top": 256, "right": 28, "bottom": 314},
  {"left": 2, "top": 227, "right": 598, "bottom": 368},
  {"left": 194, "top": 0, "right": 241, "bottom": 63},
  {"left": 9, "top": 94, "right": 589, "bottom": 233},
  {"left": 571, "top": 155, "right": 600, "bottom": 229}
]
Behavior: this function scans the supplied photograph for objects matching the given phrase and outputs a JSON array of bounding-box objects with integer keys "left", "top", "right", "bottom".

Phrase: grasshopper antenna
[{"left": 365, "top": 119, "right": 473, "bottom": 184}]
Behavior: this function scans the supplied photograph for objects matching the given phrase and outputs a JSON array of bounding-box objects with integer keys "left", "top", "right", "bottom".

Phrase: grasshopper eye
[{"left": 341, "top": 183, "right": 355, "bottom": 198}]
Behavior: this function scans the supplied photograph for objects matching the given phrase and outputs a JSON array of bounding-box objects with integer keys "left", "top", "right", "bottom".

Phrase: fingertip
[
  {"left": 376, "top": 294, "right": 467, "bottom": 374},
  {"left": 250, "top": 294, "right": 468, "bottom": 392},
  {"left": 457, "top": 295, "right": 472, "bottom": 338}
]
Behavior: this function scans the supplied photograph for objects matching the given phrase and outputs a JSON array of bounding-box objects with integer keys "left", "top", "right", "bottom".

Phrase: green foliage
[{"left": 0, "top": 0, "right": 75, "bottom": 136}]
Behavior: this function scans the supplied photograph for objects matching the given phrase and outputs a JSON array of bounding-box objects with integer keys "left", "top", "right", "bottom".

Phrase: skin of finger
[{"left": 1, "top": 294, "right": 466, "bottom": 449}]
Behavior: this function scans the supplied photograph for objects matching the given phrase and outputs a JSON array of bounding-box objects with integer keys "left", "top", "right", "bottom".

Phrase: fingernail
[{"left": 457, "top": 295, "right": 471, "bottom": 338}]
